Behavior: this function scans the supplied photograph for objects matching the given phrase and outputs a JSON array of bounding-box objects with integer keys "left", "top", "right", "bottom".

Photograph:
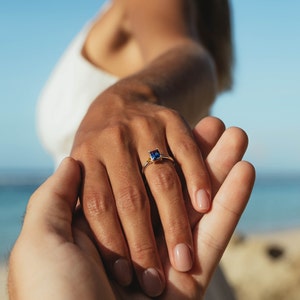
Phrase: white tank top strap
[{"left": 37, "top": 2, "right": 118, "bottom": 167}]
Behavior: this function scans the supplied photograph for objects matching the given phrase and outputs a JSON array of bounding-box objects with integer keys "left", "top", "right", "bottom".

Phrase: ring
[{"left": 142, "top": 148, "right": 174, "bottom": 173}]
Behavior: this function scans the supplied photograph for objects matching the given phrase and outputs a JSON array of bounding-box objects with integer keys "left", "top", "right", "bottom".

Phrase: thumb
[{"left": 24, "top": 157, "right": 82, "bottom": 233}]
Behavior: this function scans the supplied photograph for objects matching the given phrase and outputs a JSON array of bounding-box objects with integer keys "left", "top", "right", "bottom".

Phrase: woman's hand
[
  {"left": 113, "top": 117, "right": 255, "bottom": 298},
  {"left": 8, "top": 117, "right": 255, "bottom": 299},
  {"left": 71, "top": 86, "right": 212, "bottom": 294},
  {"left": 70, "top": 0, "right": 218, "bottom": 292}
]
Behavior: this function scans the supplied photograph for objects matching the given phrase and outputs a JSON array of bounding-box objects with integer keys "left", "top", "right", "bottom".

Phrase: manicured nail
[
  {"left": 173, "top": 243, "right": 193, "bottom": 272},
  {"left": 142, "top": 268, "right": 164, "bottom": 297},
  {"left": 113, "top": 258, "right": 132, "bottom": 286},
  {"left": 196, "top": 189, "right": 211, "bottom": 211}
]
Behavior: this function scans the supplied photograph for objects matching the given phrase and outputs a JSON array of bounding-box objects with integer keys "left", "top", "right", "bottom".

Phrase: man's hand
[{"left": 8, "top": 158, "right": 115, "bottom": 300}]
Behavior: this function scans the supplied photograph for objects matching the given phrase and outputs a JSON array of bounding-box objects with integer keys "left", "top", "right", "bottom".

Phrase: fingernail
[
  {"left": 113, "top": 258, "right": 132, "bottom": 286},
  {"left": 174, "top": 243, "right": 193, "bottom": 272},
  {"left": 142, "top": 268, "right": 164, "bottom": 297},
  {"left": 196, "top": 189, "right": 211, "bottom": 212}
]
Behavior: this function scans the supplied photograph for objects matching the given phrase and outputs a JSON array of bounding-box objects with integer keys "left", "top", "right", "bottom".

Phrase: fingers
[
  {"left": 74, "top": 125, "right": 167, "bottom": 296},
  {"left": 166, "top": 117, "right": 212, "bottom": 213},
  {"left": 194, "top": 161, "right": 255, "bottom": 285},
  {"left": 137, "top": 115, "right": 226, "bottom": 274},
  {"left": 193, "top": 116, "right": 226, "bottom": 158},
  {"left": 106, "top": 149, "right": 166, "bottom": 296},
  {"left": 193, "top": 117, "right": 249, "bottom": 196},
  {"left": 144, "top": 159, "right": 194, "bottom": 273},
  {"left": 139, "top": 135, "right": 194, "bottom": 273},
  {"left": 77, "top": 126, "right": 166, "bottom": 297},
  {"left": 80, "top": 159, "right": 133, "bottom": 287},
  {"left": 188, "top": 118, "right": 249, "bottom": 229},
  {"left": 75, "top": 113, "right": 248, "bottom": 297},
  {"left": 25, "top": 157, "right": 81, "bottom": 232},
  {"left": 206, "top": 126, "right": 249, "bottom": 195}
]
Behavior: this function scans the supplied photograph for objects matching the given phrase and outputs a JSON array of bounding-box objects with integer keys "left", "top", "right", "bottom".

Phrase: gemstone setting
[{"left": 149, "top": 149, "right": 161, "bottom": 161}]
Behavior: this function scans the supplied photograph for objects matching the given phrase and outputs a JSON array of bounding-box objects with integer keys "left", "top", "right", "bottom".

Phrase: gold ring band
[{"left": 142, "top": 148, "right": 174, "bottom": 173}]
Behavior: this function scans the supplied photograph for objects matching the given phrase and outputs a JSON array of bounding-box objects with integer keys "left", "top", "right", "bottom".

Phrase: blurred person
[{"left": 37, "top": 0, "right": 235, "bottom": 295}]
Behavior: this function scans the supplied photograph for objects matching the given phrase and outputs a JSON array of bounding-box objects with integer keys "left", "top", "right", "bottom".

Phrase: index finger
[
  {"left": 166, "top": 119, "right": 212, "bottom": 213},
  {"left": 193, "top": 116, "right": 226, "bottom": 158}
]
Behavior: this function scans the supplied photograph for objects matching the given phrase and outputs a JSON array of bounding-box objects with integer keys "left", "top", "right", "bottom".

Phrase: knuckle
[
  {"left": 72, "top": 122, "right": 130, "bottom": 158},
  {"left": 72, "top": 139, "right": 96, "bottom": 159},
  {"left": 150, "top": 166, "right": 179, "bottom": 191},
  {"left": 116, "top": 186, "right": 145, "bottom": 214},
  {"left": 176, "top": 138, "right": 199, "bottom": 157},
  {"left": 215, "top": 198, "right": 240, "bottom": 218},
  {"left": 84, "top": 190, "right": 112, "bottom": 219},
  {"left": 159, "top": 107, "right": 180, "bottom": 121},
  {"left": 131, "top": 115, "right": 163, "bottom": 138},
  {"left": 131, "top": 241, "right": 157, "bottom": 262},
  {"left": 101, "top": 123, "right": 127, "bottom": 145},
  {"left": 131, "top": 114, "right": 151, "bottom": 128},
  {"left": 198, "top": 228, "right": 225, "bottom": 252},
  {"left": 164, "top": 218, "right": 189, "bottom": 238}
]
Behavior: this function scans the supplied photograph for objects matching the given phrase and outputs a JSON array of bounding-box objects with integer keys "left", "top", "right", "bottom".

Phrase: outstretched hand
[
  {"left": 107, "top": 117, "right": 255, "bottom": 298},
  {"left": 8, "top": 117, "right": 255, "bottom": 300},
  {"left": 71, "top": 91, "right": 213, "bottom": 288}
]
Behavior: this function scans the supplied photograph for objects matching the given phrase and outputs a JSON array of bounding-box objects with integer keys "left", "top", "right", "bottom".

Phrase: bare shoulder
[
  {"left": 119, "top": 0, "right": 198, "bottom": 46},
  {"left": 82, "top": 1, "right": 143, "bottom": 77},
  {"left": 82, "top": 0, "right": 198, "bottom": 77}
]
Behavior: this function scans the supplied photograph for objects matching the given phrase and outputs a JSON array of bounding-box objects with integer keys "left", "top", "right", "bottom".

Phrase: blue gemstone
[{"left": 149, "top": 149, "right": 161, "bottom": 161}]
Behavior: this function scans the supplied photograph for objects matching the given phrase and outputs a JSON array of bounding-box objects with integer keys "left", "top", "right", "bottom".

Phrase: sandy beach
[
  {"left": 1, "top": 228, "right": 300, "bottom": 299},
  {"left": 0, "top": 263, "right": 8, "bottom": 300},
  {"left": 221, "top": 228, "right": 300, "bottom": 300}
]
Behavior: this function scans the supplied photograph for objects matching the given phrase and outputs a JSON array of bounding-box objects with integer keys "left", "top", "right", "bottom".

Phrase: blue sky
[{"left": 0, "top": 0, "right": 299, "bottom": 174}]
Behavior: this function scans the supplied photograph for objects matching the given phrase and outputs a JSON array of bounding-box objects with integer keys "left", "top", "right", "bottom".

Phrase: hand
[
  {"left": 8, "top": 158, "right": 114, "bottom": 300},
  {"left": 71, "top": 88, "right": 213, "bottom": 291},
  {"left": 98, "top": 116, "right": 255, "bottom": 298},
  {"left": 8, "top": 117, "right": 255, "bottom": 299}
]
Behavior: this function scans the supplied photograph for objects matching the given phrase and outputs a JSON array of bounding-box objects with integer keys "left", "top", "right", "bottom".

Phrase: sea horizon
[
  {"left": 0, "top": 168, "right": 53, "bottom": 186},
  {"left": 1, "top": 169, "right": 300, "bottom": 261},
  {"left": 1, "top": 167, "right": 299, "bottom": 184}
]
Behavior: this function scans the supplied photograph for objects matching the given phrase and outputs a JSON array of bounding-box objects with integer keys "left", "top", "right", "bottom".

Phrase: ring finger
[{"left": 140, "top": 144, "right": 194, "bottom": 273}]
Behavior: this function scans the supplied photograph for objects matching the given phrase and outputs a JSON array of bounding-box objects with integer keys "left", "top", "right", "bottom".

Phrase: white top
[{"left": 37, "top": 6, "right": 117, "bottom": 167}]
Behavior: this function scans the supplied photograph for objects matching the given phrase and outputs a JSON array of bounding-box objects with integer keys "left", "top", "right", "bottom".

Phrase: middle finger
[{"left": 104, "top": 144, "right": 166, "bottom": 297}]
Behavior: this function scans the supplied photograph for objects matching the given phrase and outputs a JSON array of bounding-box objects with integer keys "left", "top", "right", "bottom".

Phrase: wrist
[{"left": 107, "top": 77, "right": 160, "bottom": 105}]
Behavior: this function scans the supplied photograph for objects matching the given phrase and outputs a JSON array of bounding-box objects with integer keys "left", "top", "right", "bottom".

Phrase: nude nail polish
[
  {"left": 174, "top": 243, "right": 193, "bottom": 272},
  {"left": 142, "top": 268, "right": 164, "bottom": 297},
  {"left": 196, "top": 189, "right": 211, "bottom": 211},
  {"left": 113, "top": 258, "right": 132, "bottom": 286}
]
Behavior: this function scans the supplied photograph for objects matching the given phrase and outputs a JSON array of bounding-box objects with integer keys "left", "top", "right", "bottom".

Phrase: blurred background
[{"left": 0, "top": 1, "right": 300, "bottom": 299}]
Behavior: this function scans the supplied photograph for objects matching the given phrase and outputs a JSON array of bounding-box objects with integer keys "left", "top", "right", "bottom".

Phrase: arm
[
  {"left": 110, "top": 41, "right": 217, "bottom": 126},
  {"left": 110, "top": 0, "right": 218, "bottom": 125},
  {"left": 71, "top": 0, "right": 218, "bottom": 295}
]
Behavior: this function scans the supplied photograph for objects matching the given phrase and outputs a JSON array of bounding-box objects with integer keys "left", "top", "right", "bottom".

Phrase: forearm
[{"left": 108, "top": 40, "right": 218, "bottom": 126}]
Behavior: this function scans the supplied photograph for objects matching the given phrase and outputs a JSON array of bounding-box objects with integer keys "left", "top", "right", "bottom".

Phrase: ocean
[{"left": 0, "top": 171, "right": 300, "bottom": 262}]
